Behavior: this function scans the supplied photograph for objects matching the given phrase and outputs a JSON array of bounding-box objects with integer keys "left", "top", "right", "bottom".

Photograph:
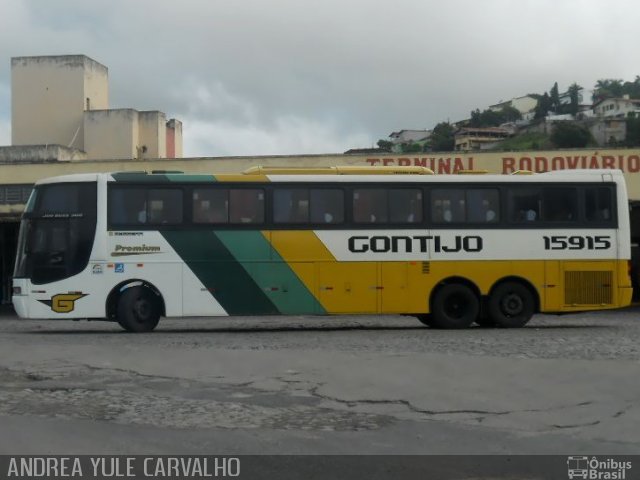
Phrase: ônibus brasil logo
[{"left": 567, "top": 456, "right": 632, "bottom": 479}]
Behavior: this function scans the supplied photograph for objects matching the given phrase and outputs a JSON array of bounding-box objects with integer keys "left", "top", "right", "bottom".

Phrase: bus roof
[
  {"left": 33, "top": 168, "right": 627, "bottom": 185},
  {"left": 242, "top": 165, "right": 435, "bottom": 175}
]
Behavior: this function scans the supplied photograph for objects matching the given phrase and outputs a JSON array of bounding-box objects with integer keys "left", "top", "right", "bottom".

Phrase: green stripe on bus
[
  {"left": 166, "top": 174, "right": 217, "bottom": 183},
  {"left": 160, "top": 230, "right": 278, "bottom": 315},
  {"left": 216, "top": 231, "right": 325, "bottom": 314},
  {"left": 112, "top": 173, "right": 218, "bottom": 183},
  {"left": 111, "top": 172, "right": 170, "bottom": 183}
]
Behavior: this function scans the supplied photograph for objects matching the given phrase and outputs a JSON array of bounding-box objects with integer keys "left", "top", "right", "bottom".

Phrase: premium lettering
[{"left": 111, "top": 244, "right": 161, "bottom": 256}]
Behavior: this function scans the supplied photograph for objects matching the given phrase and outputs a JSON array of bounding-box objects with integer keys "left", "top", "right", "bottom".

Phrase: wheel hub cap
[{"left": 501, "top": 293, "right": 523, "bottom": 316}]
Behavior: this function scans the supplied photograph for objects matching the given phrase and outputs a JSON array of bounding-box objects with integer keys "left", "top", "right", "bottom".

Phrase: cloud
[
  {"left": 175, "top": 78, "right": 371, "bottom": 155},
  {"left": 0, "top": 0, "right": 639, "bottom": 155},
  {"left": 184, "top": 115, "right": 372, "bottom": 157}
]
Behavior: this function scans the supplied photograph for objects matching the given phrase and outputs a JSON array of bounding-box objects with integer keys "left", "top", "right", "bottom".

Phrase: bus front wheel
[
  {"left": 430, "top": 283, "right": 479, "bottom": 329},
  {"left": 488, "top": 282, "right": 535, "bottom": 328},
  {"left": 116, "top": 286, "right": 161, "bottom": 332}
]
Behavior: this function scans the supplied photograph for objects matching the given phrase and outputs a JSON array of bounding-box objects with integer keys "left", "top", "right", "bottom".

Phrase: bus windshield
[{"left": 14, "top": 182, "right": 97, "bottom": 284}]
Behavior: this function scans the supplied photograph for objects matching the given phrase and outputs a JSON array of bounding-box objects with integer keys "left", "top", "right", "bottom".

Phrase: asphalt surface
[{"left": 0, "top": 307, "right": 639, "bottom": 455}]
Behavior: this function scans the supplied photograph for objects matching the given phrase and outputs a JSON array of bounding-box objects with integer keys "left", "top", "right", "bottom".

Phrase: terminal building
[
  {"left": 9, "top": 55, "right": 183, "bottom": 160},
  {"left": 1, "top": 55, "right": 640, "bottom": 304}
]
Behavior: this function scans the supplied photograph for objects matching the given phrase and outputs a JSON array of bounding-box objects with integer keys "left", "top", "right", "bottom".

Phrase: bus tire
[
  {"left": 416, "top": 314, "right": 434, "bottom": 327},
  {"left": 116, "top": 286, "right": 161, "bottom": 332},
  {"left": 430, "top": 283, "right": 479, "bottom": 329},
  {"left": 488, "top": 281, "right": 535, "bottom": 328},
  {"left": 475, "top": 316, "right": 496, "bottom": 328}
]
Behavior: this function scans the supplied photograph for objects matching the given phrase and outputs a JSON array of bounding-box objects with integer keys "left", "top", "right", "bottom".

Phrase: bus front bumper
[{"left": 11, "top": 279, "right": 29, "bottom": 318}]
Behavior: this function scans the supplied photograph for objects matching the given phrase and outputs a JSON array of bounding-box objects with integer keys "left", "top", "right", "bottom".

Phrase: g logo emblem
[{"left": 50, "top": 293, "right": 87, "bottom": 313}]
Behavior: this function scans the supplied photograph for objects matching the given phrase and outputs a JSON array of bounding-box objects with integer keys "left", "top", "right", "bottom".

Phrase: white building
[
  {"left": 593, "top": 95, "right": 640, "bottom": 119},
  {"left": 489, "top": 95, "right": 538, "bottom": 115},
  {"left": 389, "top": 129, "right": 431, "bottom": 144}
]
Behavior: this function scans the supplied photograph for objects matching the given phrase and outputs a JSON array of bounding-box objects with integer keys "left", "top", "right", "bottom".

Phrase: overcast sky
[{"left": 0, "top": 0, "right": 638, "bottom": 157}]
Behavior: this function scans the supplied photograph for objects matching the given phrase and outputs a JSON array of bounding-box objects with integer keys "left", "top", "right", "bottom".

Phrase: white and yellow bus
[{"left": 12, "top": 167, "right": 633, "bottom": 332}]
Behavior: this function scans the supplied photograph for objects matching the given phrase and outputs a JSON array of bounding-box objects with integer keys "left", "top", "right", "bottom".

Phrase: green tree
[
  {"left": 429, "top": 122, "right": 456, "bottom": 151},
  {"left": 470, "top": 109, "right": 482, "bottom": 127},
  {"left": 401, "top": 142, "right": 422, "bottom": 153},
  {"left": 550, "top": 122, "right": 591, "bottom": 148},
  {"left": 626, "top": 116, "right": 640, "bottom": 146},
  {"left": 469, "top": 106, "right": 521, "bottom": 128},
  {"left": 622, "top": 76, "right": 640, "bottom": 99},
  {"left": 534, "top": 92, "right": 552, "bottom": 119},
  {"left": 567, "top": 83, "right": 582, "bottom": 116},
  {"left": 376, "top": 139, "right": 393, "bottom": 152},
  {"left": 479, "top": 109, "right": 503, "bottom": 127},
  {"left": 500, "top": 105, "right": 522, "bottom": 123},
  {"left": 593, "top": 79, "right": 624, "bottom": 102},
  {"left": 550, "top": 82, "right": 560, "bottom": 112}
]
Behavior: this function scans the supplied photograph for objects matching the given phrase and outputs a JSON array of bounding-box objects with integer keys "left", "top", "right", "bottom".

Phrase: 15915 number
[{"left": 543, "top": 235, "right": 611, "bottom": 250}]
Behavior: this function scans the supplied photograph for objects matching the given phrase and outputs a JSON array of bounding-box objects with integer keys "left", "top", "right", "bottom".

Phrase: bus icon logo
[{"left": 567, "top": 456, "right": 589, "bottom": 479}]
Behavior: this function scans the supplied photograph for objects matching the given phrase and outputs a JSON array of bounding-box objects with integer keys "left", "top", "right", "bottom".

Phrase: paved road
[{"left": 0, "top": 308, "right": 639, "bottom": 455}]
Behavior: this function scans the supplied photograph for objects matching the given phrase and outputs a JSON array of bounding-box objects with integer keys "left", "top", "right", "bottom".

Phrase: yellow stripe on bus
[
  {"left": 267, "top": 231, "right": 337, "bottom": 262},
  {"left": 265, "top": 231, "right": 631, "bottom": 315},
  {"left": 267, "top": 231, "right": 382, "bottom": 313},
  {"left": 215, "top": 174, "right": 270, "bottom": 182}
]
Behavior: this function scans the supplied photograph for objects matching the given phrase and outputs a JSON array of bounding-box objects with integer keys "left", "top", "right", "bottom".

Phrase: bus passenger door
[{"left": 317, "top": 262, "right": 378, "bottom": 314}]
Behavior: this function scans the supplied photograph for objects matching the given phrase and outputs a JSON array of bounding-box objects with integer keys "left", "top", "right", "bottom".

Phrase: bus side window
[
  {"left": 467, "top": 189, "right": 499, "bottom": 223},
  {"left": 147, "top": 189, "right": 183, "bottom": 225},
  {"left": 353, "top": 189, "right": 387, "bottom": 224},
  {"left": 585, "top": 187, "right": 613, "bottom": 223},
  {"left": 543, "top": 187, "right": 578, "bottom": 222},
  {"left": 508, "top": 189, "right": 541, "bottom": 223},
  {"left": 389, "top": 189, "right": 422, "bottom": 223},
  {"left": 310, "top": 189, "right": 344, "bottom": 224},
  {"left": 274, "top": 189, "right": 309, "bottom": 223},
  {"left": 193, "top": 189, "right": 229, "bottom": 224},
  {"left": 108, "top": 188, "right": 146, "bottom": 226},
  {"left": 229, "top": 189, "right": 265, "bottom": 224},
  {"left": 431, "top": 189, "right": 465, "bottom": 223}
]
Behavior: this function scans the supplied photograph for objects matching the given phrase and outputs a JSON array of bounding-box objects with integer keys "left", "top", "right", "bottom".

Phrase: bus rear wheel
[
  {"left": 416, "top": 314, "right": 434, "bottom": 327},
  {"left": 488, "top": 281, "right": 535, "bottom": 328},
  {"left": 430, "top": 283, "right": 479, "bottom": 329},
  {"left": 116, "top": 286, "right": 161, "bottom": 332},
  {"left": 475, "top": 315, "right": 496, "bottom": 328}
]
